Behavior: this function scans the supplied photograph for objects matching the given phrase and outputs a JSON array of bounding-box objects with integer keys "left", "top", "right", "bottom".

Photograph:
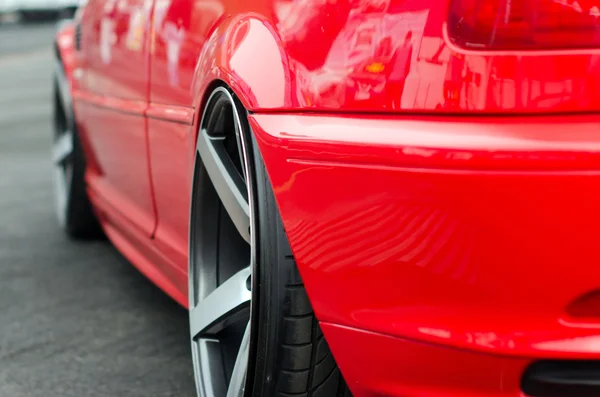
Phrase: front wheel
[
  {"left": 52, "top": 73, "right": 102, "bottom": 239},
  {"left": 188, "top": 86, "right": 352, "bottom": 397}
]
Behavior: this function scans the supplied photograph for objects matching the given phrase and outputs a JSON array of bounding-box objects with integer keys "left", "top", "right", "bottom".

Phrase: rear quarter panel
[{"left": 187, "top": 0, "right": 600, "bottom": 115}]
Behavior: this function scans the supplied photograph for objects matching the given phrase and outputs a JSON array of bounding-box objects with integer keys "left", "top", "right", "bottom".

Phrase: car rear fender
[
  {"left": 54, "top": 19, "right": 77, "bottom": 107},
  {"left": 190, "top": 14, "right": 291, "bottom": 119}
]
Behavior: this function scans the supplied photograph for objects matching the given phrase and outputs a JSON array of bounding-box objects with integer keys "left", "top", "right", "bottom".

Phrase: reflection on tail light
[{"left": 447, "top": 0, "right": 600, "bottom": 50}]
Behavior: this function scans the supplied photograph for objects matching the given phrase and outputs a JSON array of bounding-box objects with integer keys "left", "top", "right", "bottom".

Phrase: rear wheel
[
  {"left": 189, "top": 86, "right": 352, "bottom": 397},
  {"left": 52, "top": 74, "right": 102, "bottom": 239}
]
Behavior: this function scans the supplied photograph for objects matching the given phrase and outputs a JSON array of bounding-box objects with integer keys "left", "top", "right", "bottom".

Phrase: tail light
[{"left": 447, "top": 0, "right": 600, "bottom": 50}]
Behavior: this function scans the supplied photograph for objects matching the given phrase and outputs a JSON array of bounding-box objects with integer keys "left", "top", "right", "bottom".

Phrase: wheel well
[
  {"left": 194, "top": 80, "right": 233, "bottom": 144},
  {"left": 199, "top": 80, "right": 227, "bottom": 116}
]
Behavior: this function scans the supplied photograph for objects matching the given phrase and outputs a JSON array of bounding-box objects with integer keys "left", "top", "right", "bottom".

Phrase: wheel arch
[
  {"left": 190, "top": 13, "right": 293, "bottom": 119},
  {"left": 54, "top": 19, "right": 77, "bottom": 87},
  {"left": 54, "top": 21, "right": 77, "bottom": 127},
  {"left": 189, "top": 13, "right": 293, "bottom": 196}
]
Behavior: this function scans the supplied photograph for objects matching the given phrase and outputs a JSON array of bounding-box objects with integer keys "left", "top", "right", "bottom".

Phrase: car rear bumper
[
  {"left": 250, "top": 112, "right": 600, "bottom": 396},
  {"left": 321, "top": 322, "right": 531, "bottom": 397}
]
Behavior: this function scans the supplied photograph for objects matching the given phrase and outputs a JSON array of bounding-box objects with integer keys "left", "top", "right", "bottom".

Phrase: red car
[{"left": 52, "top": 0, "right": 600, "bottom": 396}]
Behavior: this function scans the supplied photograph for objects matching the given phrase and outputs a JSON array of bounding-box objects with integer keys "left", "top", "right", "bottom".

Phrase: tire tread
[
  {"left": 276, "top": 242, "right": 351, "bottom": 397},
  {"left": 234, "top": 88, "right": 350, "bottom": 397}
]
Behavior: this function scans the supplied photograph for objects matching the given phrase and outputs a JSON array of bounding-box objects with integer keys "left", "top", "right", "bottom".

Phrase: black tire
[
  {"left": 52, "top": 74, "right": 103, "bottom": 239},
  {"left": 188, "top": 85, "right": 351, "bottom": 397},
  {"left": 249, "top": 128, "right": 352, "bottom": 397}
]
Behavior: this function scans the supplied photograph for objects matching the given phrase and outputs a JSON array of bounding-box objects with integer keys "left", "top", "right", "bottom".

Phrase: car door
[
  {"left": 146, "top": 0, "right": 223, "bottom": 271},
  {"left": 77, "top": 0, "right": 156, "bottom": 236}
]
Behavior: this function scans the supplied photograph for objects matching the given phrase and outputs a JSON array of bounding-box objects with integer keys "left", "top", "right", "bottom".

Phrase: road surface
[{"left": 0, "top": 21, "right": 196, "bottom": 397}]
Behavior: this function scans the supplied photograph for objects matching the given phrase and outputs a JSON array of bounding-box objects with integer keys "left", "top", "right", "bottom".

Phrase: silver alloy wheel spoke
[
  {"left": 197, "top": 130, "right": 250, "bottom": 243},
  {"left": 191, "top": 87, "right": 255, "bottom": 397},
  {"left": 190, "top": 267, "right": 251, "bottom": 339},
  {"left": 53, "top": 130, "right": 73, "bottom": 165},
  {"left": 226, "top": 322, "right": 250, "bottom": 397},
  {"left": 197, "top": 340, "right": 228, "bottom": 396}
]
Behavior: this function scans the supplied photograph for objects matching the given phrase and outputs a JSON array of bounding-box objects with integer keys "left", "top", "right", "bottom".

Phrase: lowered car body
[{"left": 53, "top": 0, "right": 600, "bottom": 396}]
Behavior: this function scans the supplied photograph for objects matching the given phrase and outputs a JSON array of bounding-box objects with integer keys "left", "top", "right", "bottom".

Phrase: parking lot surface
[{"left": 0, "top": 22, "right": 196, "bottom": 397}]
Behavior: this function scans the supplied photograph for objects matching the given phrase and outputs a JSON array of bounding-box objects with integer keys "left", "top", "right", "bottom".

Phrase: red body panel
[
  {"left": 55, "top": 0, "right": 600, "bottom": 394},
  {"left": 81, "top": 0, "right": 152, "bottom": 100},
  {"left": 146, "top": 115, "right": 193, "bottom": 272},
  {"left": 55, "top": 22, "right": 77, "bottom": 82},
  {"left": 250, "top": 112, "right": 600, "bottom": 359},
  {"left": 321, "top": 322, "right": 531, "bottom": 397},
  {"left": 185, "top": 0, "right": 600, "bottom": 114},
  {"left": 251, "top": 112, "right": 600, "bottom": 395},
  {"left": 75, "top": 0, "right": 158, "bottom": 237}
]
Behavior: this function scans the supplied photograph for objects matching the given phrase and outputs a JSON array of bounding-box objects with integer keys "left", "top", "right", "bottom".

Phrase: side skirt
[{"left": 87, "top": 185, "right": 188, "bottom": 308}]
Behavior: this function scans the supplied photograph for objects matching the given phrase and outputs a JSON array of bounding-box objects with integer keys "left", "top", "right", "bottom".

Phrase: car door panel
[
  {"left": 146, "top": 0, "right": 223, "bottom": 271},
  {"left": 86, "top": 0, "right": 151, "bottom": 100},
  {"left": 77, "top": 0, "right": 156, "bottom": 237},
  {"left": 146, "top": 114, "right": 192, "bottom": 269},
  {"left": 79, "top": 104, "right": 155, "bottom": 234}
]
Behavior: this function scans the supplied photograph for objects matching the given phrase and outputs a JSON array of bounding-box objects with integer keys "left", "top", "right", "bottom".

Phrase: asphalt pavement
[{"left": 0, "top": 22, "right": 196, "bottom": 397}]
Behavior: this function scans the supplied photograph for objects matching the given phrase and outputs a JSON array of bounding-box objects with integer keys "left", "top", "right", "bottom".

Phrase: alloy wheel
[
  {"left": 52, "top": 80, "right": 74, "bottom": 227},
  {"left": 189, "top": 87, "right": 256, "bottom": 397}
]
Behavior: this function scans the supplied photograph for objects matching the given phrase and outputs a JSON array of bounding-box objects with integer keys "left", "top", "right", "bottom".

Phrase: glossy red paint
[
  {"left": 55, "top": 22, "right": 77, "bottom": 81},
  {"left": 146, "top": 103, "right": 194, "bottom": 124},
  {"left": 89, "top": 187, "right": 188, "bottom": 307},
  {"left": 81, "top": 0, "right": 153, "bottom": 100},
  {"left": 77, "top": 98, "right": 156, "bottom": 236},
  {"left": 181, "top": 0, "right": 600, "bottom": 114},
  {"left": 56, "top": 0, "right": 600, "bottom": 394},
  {"left": 251, "top": 112, "right": 600, "bottom": 361},
  {"left": 321, "top": 322, "right": 530, "bottom": 397},
  {"left": 146, "top": 116, "right": 193, "bottom": 272},
  {"left": 75, "top": 0, "right": 158, "bottom": 241}
]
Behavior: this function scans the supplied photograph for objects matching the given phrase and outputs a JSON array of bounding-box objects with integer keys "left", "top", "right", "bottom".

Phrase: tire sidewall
[{"left": 241, "top": 109, "right": 290, "bottom": 397}]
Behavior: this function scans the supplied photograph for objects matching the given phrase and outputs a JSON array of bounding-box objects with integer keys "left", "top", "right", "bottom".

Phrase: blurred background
[{"left": 0, "top": 9, "right": 196, "bottom": 397}]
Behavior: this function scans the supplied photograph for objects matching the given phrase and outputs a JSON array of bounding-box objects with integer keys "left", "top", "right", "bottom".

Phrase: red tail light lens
[{"left": 447, "top": 0, "right": 600, "bottom": 50}]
